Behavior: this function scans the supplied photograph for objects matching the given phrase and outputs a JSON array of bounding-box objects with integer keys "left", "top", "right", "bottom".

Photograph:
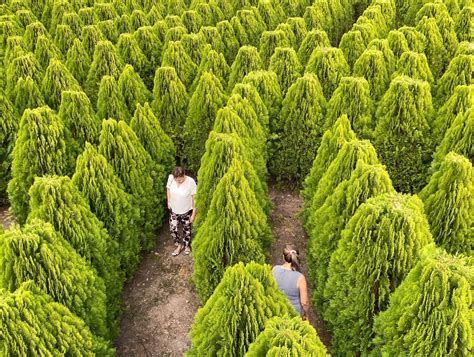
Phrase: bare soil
[{"left": 0, "top": 206, "right": 14, "bottom": 230}]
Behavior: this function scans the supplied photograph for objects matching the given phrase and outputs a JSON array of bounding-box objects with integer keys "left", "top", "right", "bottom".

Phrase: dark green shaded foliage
[
  {"left": 134, "top": 26, "right": 162, "bottom": 80},
  {"left": 97, "top": 20, "right": 118, "bottom": 43},
  {"left": 0, "top": 93, "right": 18, "bottom": 201}
]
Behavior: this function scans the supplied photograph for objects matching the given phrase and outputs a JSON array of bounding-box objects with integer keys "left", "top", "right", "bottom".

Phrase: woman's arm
[
  {"left": 166, "top": 189, "right": 171, "bottom": 209},
  {"left": 190, "top": 194, "right": 196, "bottom": 223},
  {"left": 298, "top": 275, "right": 310, "bottom": 320}
]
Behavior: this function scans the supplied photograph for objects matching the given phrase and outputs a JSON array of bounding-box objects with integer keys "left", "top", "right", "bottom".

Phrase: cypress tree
[
  {"left": 147, "top": 4, "right": 164, "bottom": 24},
  {"left": 297, "top": 30, "right": 331, "bottom": 67},
  {"left": 134, "top": 26, "right": 162, "bottom": 79},
  {"left": 0, "top": 219, "right": 109, "bottom": 338},
  {"left": 433, "top": 84, "right": 473, "bottom": 144},
  {"left": 63, "top": 11, "right": 83, "bottom": 36},
  {"left": 130, "top": 102, "right": 176, "bottom": 176},
  {"left": 306, "top": 47, "right": 350, "bottom": 99},
  {"left": 399, "top": 26, "right": 426, "bottom": 53},
  {"left": 216, "top": 20, "right": 240, "bottom": 63},
  {"left": 374, "top": 76, "right": 433, "bottom": 192},
  {"left": 53, "top": 24, "right": 76, "bottom": 54},
  {"left": 286, "top": 17, "right": 308, "bottom": 50},
  {"left": 27, "top": 175, "right": 123, "bottom": 332},
  {"left": 116, "top": 33, "right": 151, "bottom": 83},
  {"left": 324, "top": 193, "right": 433, "bottom": 355},
  {"left": 258, "top": 30, "right": 290, "bottom": 68},
  {"left": 80, "top": 25, "right": 106, "bottom": 59},
  {"left": 34, "top": 35, "right": 62, "bottom": 70},
  {"left": 184, "top": 72, "right": 227, "bottom": 173},
  {"left": 16, "top": 9, "right": 39, "bottom": 29},
  {"left": 339, "top": 30, "right": 366, "bottom": 69},
  {"left": 161, "top": 40, "right": 197, "bottom": 88},
  {"left": 153, "top": 20, "right": 169, "bottom": 43},
  {"left": 455, "top": 7, "right": 474, "bottom": 42},
  {"left": 372, "top": 246, "right": 473, "bottom": 356},
  {"left": 308, "top": 163, "right": 395, "bottom": 309},
  {"left": 130, "top": 9, "right": 148, "bottom": 30},
  {"left": 181, "top": 33, "right": 207, "bottom": 67},
  {"left": 118, "top": 65, "right": 152, "bottom": 117},
  {"left": 230, "top": 83, "right": 269, "bottom": 134},
  {"left": 353, "top": 49, "right": 391, "bottom": 101},
  {"left": 4, "top": 36, "right": 26, "bottom": 70},
  {"left": 181, "top": 10, "right": 203, "bottom": 33},
  {"left": 58, "top": 90, "right": 100, "bottom": 151},
  {"left": 242, "top": 70, "right": 282, "bottom": 132},
  {"left": 11, "top": 76, "right": 45, "bottom": 116},
  {"left": 393, "top": 51, "right": 434, "bottom": 84},
  {"left": 162, "top": 26, "right": 187, "bottom": 50},
  {"left": 303, "top": 5, "right": 332, "bottom": 39},
  {"left": 436, "top": 54, "right": 473, "bottom": 102},
  {"left": 66, "top": 39, "right": 91, "bottom": 85},
  {"left": 98, "top": 119, "right": 163, "bottom": 249},
  {"left": 257, "top": 0, "right": 285, "bottom": 30},
  {"left": 166, "top": 0, "right": 187, "bottom": 16},
  {"left": 6, "top": 53, "right": 43, "bottom": 99},
  {"left": 41, "top": 58, "right": 81, "bottom": 110},
  {"left": 245, "top": 316, "right": 329, "bottom": 356},
  {"left": 151, "top": 66, "right": 189, "bottom": 157},
  {"left": 325, "top": 76, "right": 374, "bottom": 138},
  {"left": 352, "top": 19, "right": 379, "bottom": 46},
  {"left": 275, "top": 22, "right": 297, "bottom": 51},
  {"left": 192, "top": 160, "right": 271, "bottom": 301},
  {"left": 270, "top": 73, "right": 327, "bottom": 182},
  {"left": 420, "top": 152, "right": 473, "bottom": 255},
  {"left": 415, "top": 16, "right": 448, "bottom": 78},
  {"left": 387, "top": 29, "right": 410, "bottom": 59},
  {"left": 86, "top": 40, "right": 124, "bottom": 106},
  {"left": 0, "top": 93, "right": 17, "bottom": 201},
  {"left": 230, "top": 16, "right": 250, "bottom": 47},
  {"left": 23, "top": 21, "right": 49, "bottom": 52},
  {"left": 366, "top": 38, "right": 396, "bottom": 74},
  {"left": 268, "top": 47, "right": 302, "bottom": 96},
  {"left": 199, "top": 26, "right": 225, "bottom": 54},
  {"left": 115, "top": 14, "right": 133, "bottom": 34},
  {"left": 194, "top": 132, "right": 268, "bottom": 229},
  {"left": 97, "top": 20, "right": 119, "bottom": 43},
  {"left": 455, "top": 40, "right": 473, "bottom": 55},
  {"left": 236, "top": 9, "right": 267, "bottom": 46},
  {"left": 431, "top": 108, "right": 473, "bottom": 174},
  {"left": 78, "top": 7, "right": 96, "bottom": 27},
  {"left": 300, "top": 114, "right": 357, "bottom": 221},
  {"left": 188, "top": 262, "right": 296, "bottom": 356},
  {"left": 72, "top": 143, "right": 141, "bottom": 276},
  {"left": 193, "top": 45, "right": 229, "bottom": 89},
  {"left": 0, "top": 281, "right": 113, "bottom": 355},
  {"left": 96, "top": 75, "right": 130, "bottom": 122},
  {"left": 7, "top": 107, "right": 72, "bottom": 223},
  {"left": 227, "top": 45, "right": 263, "bottom": 91}
]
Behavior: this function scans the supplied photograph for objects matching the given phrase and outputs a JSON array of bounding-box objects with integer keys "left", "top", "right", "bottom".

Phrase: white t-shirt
[{"left": 166, "top": 175, "right": 197, "bottom": 214}]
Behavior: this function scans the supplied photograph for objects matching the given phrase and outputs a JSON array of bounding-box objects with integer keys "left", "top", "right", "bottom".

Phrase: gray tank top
[{"left": 272, "top": 265, "right": 302, "bottom": 314}]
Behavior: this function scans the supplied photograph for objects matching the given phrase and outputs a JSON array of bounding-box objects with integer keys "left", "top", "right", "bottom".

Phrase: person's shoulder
[
  {"left": 187, "top": 176, "right": 197, "bottom": 185},
  {"left": 272, "top": 265, "right": 282, "bottom": 272}
]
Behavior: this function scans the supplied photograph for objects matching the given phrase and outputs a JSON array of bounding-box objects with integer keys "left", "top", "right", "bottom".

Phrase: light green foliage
[
  {"left": 0, "top": 219, "right": 109, "bottom": 338},
  {"left": 387, "top": 30, "right": 410, "bottom": 58},
  {"left": 72, "top": 143, "right": 141, "bottom": 276},
  {"left": 96, "top": 75, "right": 130, "bottom": 122},
  {"left": 11, "top": 76, "right": 45, "bottom": 116},
  {"left": 118, "top": 64, "right": 152, "bottom": 118},
  {"left": 184, "top": 72, "right": 227, "bottom": 173},
  {"left": 306, "top": 47, "right": 350, "bottom": 99},
  {"left": 93, "top": 2, "right": 117, "bottom": 22},
  {"left": 415, "top": 16, "right": 448, "bottom": 78},
  {"left": 245, "top": 316, "right": 329, "bottom": 356},
  {"left": 393, "top": 51, "right": 434, "bottom": 83},
  {"left": 372, "top": 246, "right": 473, "bottom": 356},
  {"left": 0, "top": 93, "right": 17, "bottom": 201},
  {"left": 192, "top": 160, "right": 271, "bottom": 301},
  {"left": 269, "top": 47, "right": 302, "bottom": 96},
  {"left": 216, "top": 20, "right": 240, "bottom": 63},
  {"left": 58, "top": 90, "right": 100, "bottom": 152},
  {"left": 286, "top": 17, "right": 308, "bottom": 51},
  {"left": 242, "top": 70, "right": 282, "bottom": 132},
  {"left": 0, "top": 281, "right": 113, "bottom": 355},
  {"left": 27, "top": 176, "right": 122, "bottom": 315},
  {"left": 270, "top": 73, "right": 327, "bottom": 182},
  {"left": 456, "top": 7, "right": 474, "bottom": 42},
  {"left": 275, "top": 23, "right": 297, "bottom": 50},
  {"left": 53, "top": 24, "right": 76, "bottom": 54},
  {"left": 41, "top": 58, "right": 81, "bottom": 110},
  {"left": 236, "top": 9, "right": 267, "bottom": 46},
  {"left": 161, "top": 40, "right": 197, "bottom": 87},
  {"left": 366, "top": 38, "right": 396, "bottom": 74},
  {"left": 181, "top": 10, "right": 203, "bottom": 33},
  {"left": 325, "top": 76, "right": 374, "bottom": 138},
  {"left": 308, "top": 163, "right": 394, "bottom": 309},
  {"left": 116, "top": 33, "right": 151, "bottom": 84},
  {"left": 62, "top": 12, "right": 83, "bottom": 36},
  {"left": 162, "top": 26, "right": 187, "bottom": 51},
  {"left": 130, "top": 102, "right": 176, "bottom": 176},
  {"left": 194, "top": 132, "right": 268, "bottom": 229},
  {"left": 324, "top": 193, "right": 433, "bottom": 355},
  {"left": 181, "top": 33, "right": 206, "bottom": 67},
  {"left": 188, "top": 262, "right": 296, "bottom": 356},
  {"left": 130, "top": 9, "right": 148, "bottom": 30},
  {"left": 304, "top": 5, "right": 332, "bottom": 40},
  {"left": 151, "top": 66, "right": 189, "bottom": 157},
  {"left": 300, "top": 115, "right": 357, "bottom": 222},
  {"left": 66, "top": 39, "right": 91, "bottom": 85},
  {"left": 228, "top": 46, "right": 263, "bottom": 91},
  {"left": 99, "top": 119, "right": 163, "bottom": 249},
  {"left": 97, "top": 20, "right": 118, "bottom": 43},
  {"left": 78, "top": 8, "right": 96, "bottom": 27},
  {"left": 259, "top": 30, "right": 290, "bottom": 68},
  {"left": 420, "top": 152, "right": 473, "bottom": 255},
  {"left": 80, "top": 25, "right": 106, "bottom": 59},
  {"left": 230, "top": 83, "right": 269, "bottom": 134},
  {"left": 6, "top": 53, "right": 43, "bottom": 99},
  {"left": 353, "top": 49, "right": 390, "bottom": 100},
  {"left": 34, "top": 35, "right": 62, "bottom": 69},
  {"left": 23, "top": 21, "right": 49, "bottom": 52},
  {"left": 257, "top": 0, "right": 285, "bottom": 30},
  {"left": 297, "top": 30, "right": 331, "bottom": 67},
  {"left": 230, "top": 16, "right": 249, "bottom": 47},
  {"left": 339, "top": 30, "right": 366, "bottom": 69},
  {"left": 8, "top": 107, "right": 73, "bottom": 223},
  {"left": 115, "top": 14, "right": 132, "bottom": 34},
  {"left": 153, "top": 20, "right": 169, "bottom": 43},
  {"left": 436, "top": 54, "right": 473, "bottom": 101},
  {"left": 134, "top": 26, "right": 162, "bottom": 81},
  {"left": 193, "top": 44, "right": 229, "bottom": 89},
  {"left": 199, "top": 26, "right": 224, "bottom": 54}
]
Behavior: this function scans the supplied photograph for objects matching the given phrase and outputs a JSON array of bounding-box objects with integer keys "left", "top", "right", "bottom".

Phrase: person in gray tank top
[{"left": 272, "top": 245, "right": 310, "bottom": 320}]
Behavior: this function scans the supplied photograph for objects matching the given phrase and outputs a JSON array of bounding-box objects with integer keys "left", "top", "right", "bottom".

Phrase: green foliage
[
  {"left": 188, "top": 262, "right": 296, "bottom": 356},
  {"left": 130, "top": 102, "right": 176, "bottom": 176},
  {"left": 11, "top": 76, "right": 45, "bottom": 116},
  {"left": 298, "top": 31, "right": 331, "bottom": 69},
  {"left": 286, "top": 17, "right": 308, "bottom": 50},
  {"left": 161, "top": 40, "right": 197, "bottom": 87},
  {"left": 6, "top": 53, "right": 43, "bottom": 99},
  {"left": 455, "top": 7, "right": 474, "bottom": 42},
  {"left": 27, "top": 176, "right": 123, "bottom": 331},
  {"left": 53, "top": 24, "right": 76, "bottom": 54},
  {"left": 184, "top": 72, "right": 227, "bottom": 173},
  {"left": 257, "top": 0, "right": 285, "bottom": 30},
  {"left": 80, "top": 24, "right": 106, "bottom": 59},
  {"left": 96, "top": 75, "right": 130, "bottom": 122},
  {"left": 192, "top": 160, "right": 271, "bottom": 301},
  {"left": 324, "top": 193, "right": 433, "bottom": 355},
  {"left": 372, "top": 245, "right": 473, "bottom": 356},
  {"left": 339, "top": 30, "right": 366, "bottom": 69},
  {"left": 8, "top": 107, "right": 73, "bottom": 223},
  {"left": 230, "top": 83, "right": 269, "bottom": 134},
  {"left": 420, "top": 152, "right": 473, "bottom": 255},
  {"left": 0, "top": 219, "right": 109, "bottom": 338},
  {"left": 181, "top": 33, "right": 206, "bottom": 66},
  {"left": 306, "top": 47, "right": 350, "bottom": 99},
  {"left": 193, "top": 44, "right": 229, "bottom": 89},
  {"left": 436, "top": 54, "right": 473, "bottom": 102},
  {"left": 181, "top": 10, "right": 203, "bottom": 33},
  {"left": 366, "top": 38, "right": 396, "bottom": 74},
  {"left": 97, "top": 20, "right": 119, "bottom": 43},
  {"left": 236, "top": 9, "right": 267, "bottom": 46},
  {"left": 393, "top": 51, "right": 434, "bottom": 84},
  {"left": 245, "top": 316, "right": 329, "bottom": 356},
  {"left": 325, "top": 76, "right": 374, "bottom": 138},
  {"left": 398, "top": 26, "right": 426, "bottom": 53},
  {"left": 386, "top": 30, "right": 410, "bottom": 58},
  {"left": 23, "top": 21, "right": 49, "bottom": 52},
  {"left": 415, "top": 16, "right": 448, "bottom": 78},
  {"left": 353, "top": 49, "right": 390, "bottom": 101},
  {"left": 216, "top": 20, "right": 240, "bottom": 62},
  {"left": 34, "top": 35, "right": 62, "bottom": 69},
  {"left": 0, "top": 93, "right": 17, "bottom": 201},
  {"left": 308, "top": 163, "right": 394, "bottom": 309},
  {"left": 118, "top": 64, "right": 152, "bottom": 117},
  {"left": 258, "top": 30, "right": 290, "bottom": 68},
  {"left": 134, "top": 26, "right": 162, "bottom": 78},
  {"left": 0, "top": 281, "right": 113, "bottom": 355},
  {"left": 72, "top": 143, "right": 141, "bottom": 276},
  {"left": 270, "top": 73, "right": 327, "bottom": 182},
  {"left": 269, "top": 47, "right": 302, "bottom": 96},
  {"left": 199, "top": 26, "right": 225, "bottom": 54},
  {"left": 116, "top": 33, "right": 151, "bottom": 83},
  {"left": 66, "top": 38, "right": 91, "bottom": 85},
  {"left": 228, "top": 46, "right": 263, "bottom": 91}
]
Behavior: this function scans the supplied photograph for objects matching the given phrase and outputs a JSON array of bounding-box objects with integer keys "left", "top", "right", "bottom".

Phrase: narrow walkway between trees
[{"left": 114, "top": 183, "right": 333, "bottom": 355}]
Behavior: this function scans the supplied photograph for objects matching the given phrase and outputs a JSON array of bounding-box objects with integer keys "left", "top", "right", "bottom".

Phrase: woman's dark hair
[
  {"left": 283, "top": 245, "right": 301, "bottom": 272},
  {"left": 172, "top": 166, "right": 185, "bottom": 178}
]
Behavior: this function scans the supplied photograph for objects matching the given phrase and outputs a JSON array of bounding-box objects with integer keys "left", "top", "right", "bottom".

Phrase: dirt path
[
  {"left": 0, "top": 206, "right": 14, "bottom": 230},
  {"left": 267, "top": 184, "right": 332, "bottom": 347}
]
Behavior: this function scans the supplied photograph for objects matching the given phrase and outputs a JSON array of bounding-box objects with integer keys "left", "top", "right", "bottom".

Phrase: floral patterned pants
[{"left": 169, "top": 210, "right": 193, "bottom": 247}]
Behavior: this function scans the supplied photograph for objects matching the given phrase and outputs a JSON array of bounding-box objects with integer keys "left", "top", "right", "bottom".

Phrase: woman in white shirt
[{"left": 167, "top": 166, "right": 197, "bottom": 256}]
